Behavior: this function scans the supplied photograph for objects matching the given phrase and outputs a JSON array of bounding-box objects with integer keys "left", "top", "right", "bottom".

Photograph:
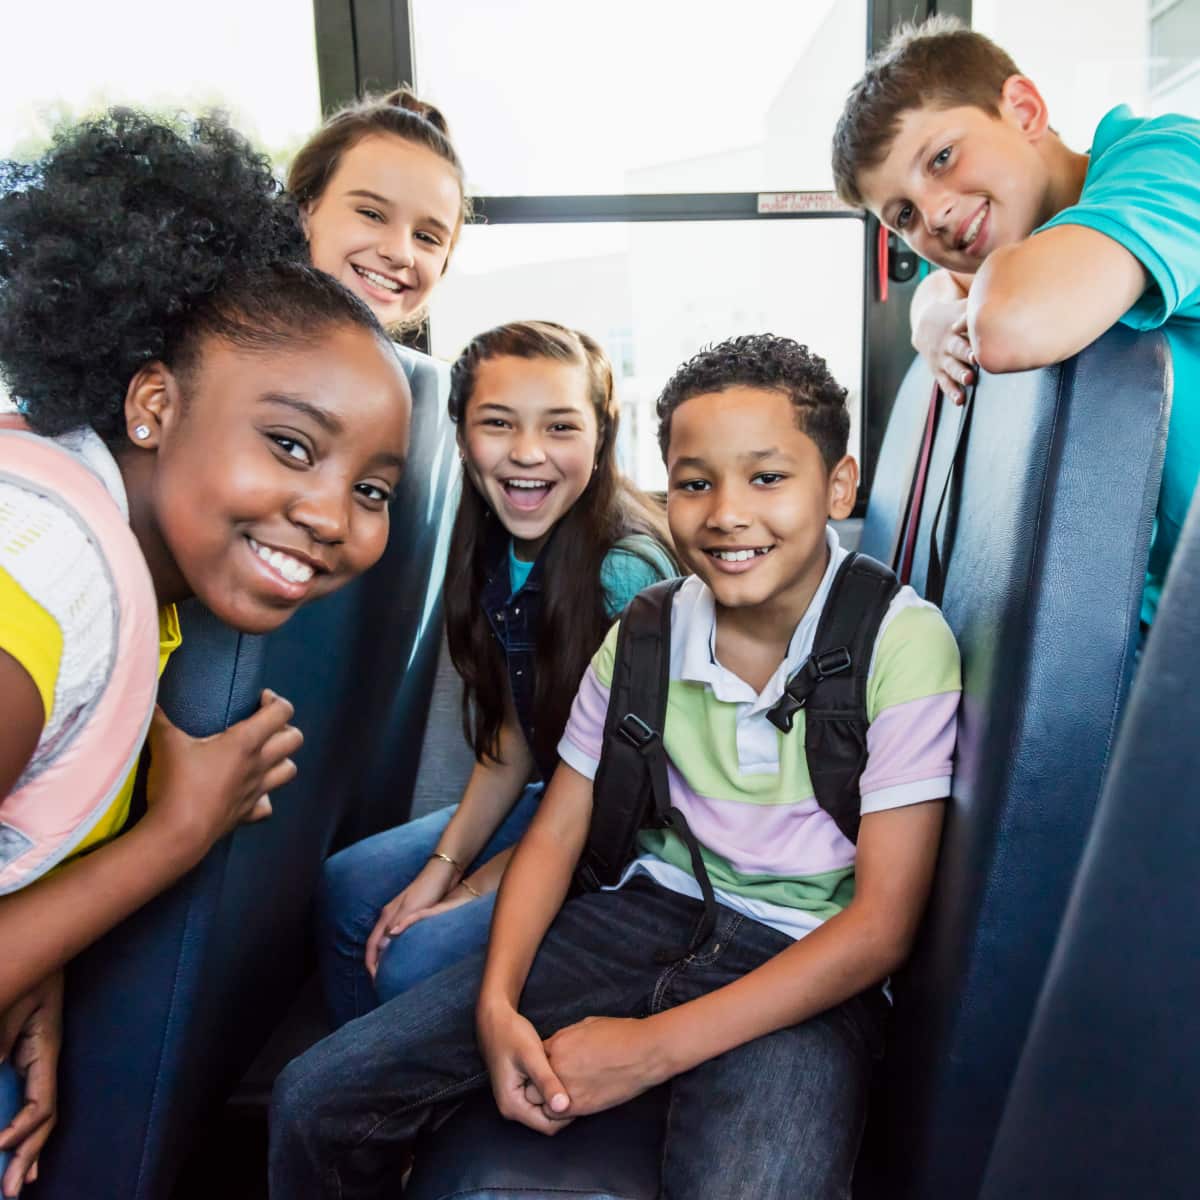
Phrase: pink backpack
[{"left": 0, "top": 417, "right": 160, "bottom": 893}]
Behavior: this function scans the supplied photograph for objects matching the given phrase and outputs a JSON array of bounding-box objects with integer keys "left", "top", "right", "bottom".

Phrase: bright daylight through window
[{"left": 414, "top": 0, "right": 868, "bottom": 488}]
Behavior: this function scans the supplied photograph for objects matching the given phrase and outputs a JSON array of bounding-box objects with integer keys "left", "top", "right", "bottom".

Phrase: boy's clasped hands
[{"left": 479, "top": 1001, "right": 666, "bottom": 1134}]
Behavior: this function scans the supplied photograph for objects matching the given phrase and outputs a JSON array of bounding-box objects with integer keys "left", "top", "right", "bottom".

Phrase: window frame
[{"left": 311, "top": 0, "right": 972, "bottom": 510}]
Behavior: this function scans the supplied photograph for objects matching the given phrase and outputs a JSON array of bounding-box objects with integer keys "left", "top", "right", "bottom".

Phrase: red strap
[
  {"left": 898, "top": 383, "right": 941, "bottom": 585},
  {"left": 877, "top": 224, "right": 890, "bottom": 303}
]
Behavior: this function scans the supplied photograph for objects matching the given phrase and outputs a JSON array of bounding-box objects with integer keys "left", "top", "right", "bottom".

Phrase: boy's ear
[
  {"left": 999, "top": 75, "right": 1051, "bottom": 143},
  {"left": 122, "top": 362, "right": 183, "bottom": 451},
  {"left": 827, "top": 454, "right": 859, "bottom": 520}
]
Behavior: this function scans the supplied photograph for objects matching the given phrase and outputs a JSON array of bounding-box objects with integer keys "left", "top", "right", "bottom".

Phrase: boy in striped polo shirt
[{"left": 271, "top": 335, "right": 961, "bottom": 1200}]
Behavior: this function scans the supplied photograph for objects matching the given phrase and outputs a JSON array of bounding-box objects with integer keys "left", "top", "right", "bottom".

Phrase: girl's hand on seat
[
  {"left": 364, "top": 857, "right": 460, "bottom": 978},
  {"left": 0, "top": 970, "right": 62, "bottom": 1199},
  {"left": 477, "top": 1000, "right": 572, "bottom": 1136},
  {"left": 143, "top": 691, "right": 302, "bottom": 862}
]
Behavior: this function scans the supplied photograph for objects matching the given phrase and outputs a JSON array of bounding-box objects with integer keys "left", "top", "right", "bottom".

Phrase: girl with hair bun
[
  {"left": 291, "top": 86, "right": 470, "bottom": 332},
  {"left": 0, "top": 109, "right": 412, "bottom": 1194},
  {"left": 317, "top": 321, "right": 678, "bottom": 1028}
]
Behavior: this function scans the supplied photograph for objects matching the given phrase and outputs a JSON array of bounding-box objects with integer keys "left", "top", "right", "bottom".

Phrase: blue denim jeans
[
  {"left": 0, "top": 1061, "right": 20, "bottom": 1184},
  {"left": 316, "top": 784, "right": 543, "bottom": 1028},
  {"left": 273, "top": 876, "right": 885, "bottom": 1200}
]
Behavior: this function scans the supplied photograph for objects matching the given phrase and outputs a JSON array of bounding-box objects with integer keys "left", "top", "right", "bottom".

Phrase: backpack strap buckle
[
  {"left": 618, "top": 713, "right": 660, "bottom": 754},
  {"left": 765, "top": 646, "right": 852, "bottom": 734},
  {"left": 813, "top": 647, "right": 852, "bottom": 679}
]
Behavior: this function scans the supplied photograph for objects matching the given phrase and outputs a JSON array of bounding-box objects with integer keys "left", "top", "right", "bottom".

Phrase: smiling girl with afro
[{"left": 0, "top": 109, "right": 413, "bottom": 1191}]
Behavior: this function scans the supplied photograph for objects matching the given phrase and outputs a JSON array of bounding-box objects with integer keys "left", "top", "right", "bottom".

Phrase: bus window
[
  {"left": 0, "top": 0, "right": 320, "bottom": 165},
  {"left": 410, "top": 0, "right": 865, "bottom": 196},
  {"left": 411, "top": 0, "right": 869, "bottom": 490},
  {"left": 973, "top": 0, "right": 1200, "bottom": 140},
  {"left": 432, "top": 219, "right": 864, "bottom": 490}
]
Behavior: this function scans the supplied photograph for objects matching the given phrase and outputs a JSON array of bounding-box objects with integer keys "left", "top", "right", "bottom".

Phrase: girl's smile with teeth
[
  {"left": 501, "top": 477, "right": 556, "bottom": 513},
  {"left": 352, "top": 264, "right": 406, "bottom": 294},
  {"left": 247, "top": 535, "right": 317, "bottom": 586}
]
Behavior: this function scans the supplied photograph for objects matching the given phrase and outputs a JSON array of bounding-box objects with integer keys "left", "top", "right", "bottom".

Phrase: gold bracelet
[
  {"left": 461, "top": 879, "right": 482, "bottom": 898},
  {"left": 430, "top": 851, "right": 463, "bottom": 872}
]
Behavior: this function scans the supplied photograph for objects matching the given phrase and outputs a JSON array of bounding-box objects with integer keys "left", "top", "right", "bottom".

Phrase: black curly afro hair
[
  {"left": 0, "top": 108, "right": 383, "bottom": 443},
  {"left": 655, "top": 333, "right": 851, "bottom": 472}
]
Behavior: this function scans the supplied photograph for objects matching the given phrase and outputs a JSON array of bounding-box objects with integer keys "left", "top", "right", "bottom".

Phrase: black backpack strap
[
  {"left": 577, "top": 575, "right": 718, "bottom": 959},
  {"left": 577, "top": 578, "right": 684, "bottom": 891},
  {"left": 766, "top": 553, "right": 900, "bottom": 844}
]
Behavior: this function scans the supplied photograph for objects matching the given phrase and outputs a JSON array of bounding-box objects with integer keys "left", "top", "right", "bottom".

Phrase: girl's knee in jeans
[
  {"left": 374, "top": 921, "right": 445, "bottom": 1003},
  {"left": 373, "top": 897, "right": 494, "bottom": 1004},
  {"left": 315, "top": 844, "right": 365, "bottom": 945}
]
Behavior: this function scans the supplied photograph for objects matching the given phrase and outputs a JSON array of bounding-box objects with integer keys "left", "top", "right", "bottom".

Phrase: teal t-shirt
[
  {"left": 1039, "top": 104, "right": 1200, "bottom": 624},
  {"left": 508, "top": 542, "right": 536, "bottom": 597},
  {"left": 508, "top": 534, "right": 676, "bottom": 616}
]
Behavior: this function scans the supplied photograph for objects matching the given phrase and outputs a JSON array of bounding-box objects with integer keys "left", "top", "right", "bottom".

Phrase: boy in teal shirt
[{"left": 833, "top": 15, "right": 1200, "bottom": 624}]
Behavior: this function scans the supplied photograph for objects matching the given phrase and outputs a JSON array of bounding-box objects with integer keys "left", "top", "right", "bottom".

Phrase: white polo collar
[{"left": 677, "top": 525, "right": 848, "bottom": 713}]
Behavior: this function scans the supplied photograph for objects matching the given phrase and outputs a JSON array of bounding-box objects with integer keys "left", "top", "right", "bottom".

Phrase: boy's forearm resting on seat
[
  {"left": 540, "top": 800, "right": 945, "bottom": 1117},
  {"left": 967, "top": 226, "right": 1148, "bottom": 373}
]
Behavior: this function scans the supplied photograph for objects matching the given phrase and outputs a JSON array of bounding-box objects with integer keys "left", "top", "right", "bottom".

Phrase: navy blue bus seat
[
  {"left": 854, "top": 325, "right": 1169, "bottom": 1199},
  {"left": 37, "top": 603, "right": 265, "bottom": 1200},
  {"left": 405, "top": 324, "right": 1170, "bottom": 1200},
  {"left": 36, "top": 347, "right": 455, "bottom": 1200},
  {"left": 979, "top": 487, "right": 1200, "bottom": 1200}
]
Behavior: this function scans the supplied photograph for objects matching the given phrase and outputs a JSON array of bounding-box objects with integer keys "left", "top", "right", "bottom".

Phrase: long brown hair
[
  {"left": 445, "top": 321, "right": 675, "bottom": 769},
  {"left": 288, "top": 86, "right": 472, "bottom": 267}
]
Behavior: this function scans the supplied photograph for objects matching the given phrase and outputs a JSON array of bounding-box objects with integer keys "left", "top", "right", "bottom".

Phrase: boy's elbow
[
  {"left": 969, "top": 250, "right": 1059, "bottom": 374},
  {"left": 970, "top": 301, "right": 1043, "bottom": 375},
  {"left": 884, "top": 927, "right": 921, "bottom": 975},
  {"left": 851, "top": 911, "right": 919, "bottom": 981},
  {"left": 867, "top": 923, "right": 917, "bottom": 978}
]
